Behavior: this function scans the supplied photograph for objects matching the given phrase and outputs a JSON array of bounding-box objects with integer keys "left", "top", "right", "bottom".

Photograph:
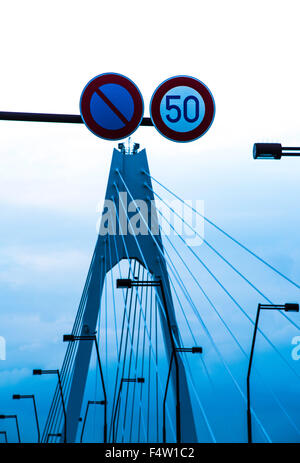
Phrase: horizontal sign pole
[{"left": 0, "top": 111, "right": 153, "bottom": 126}]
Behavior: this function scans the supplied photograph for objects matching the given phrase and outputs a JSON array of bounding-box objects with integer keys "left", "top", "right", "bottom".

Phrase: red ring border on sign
[
  {"left": 150, "top": 76, "right": 215, "bottom": 142},
  {"left": 80, "top": 73, "right": 144, "bottom": 141}
]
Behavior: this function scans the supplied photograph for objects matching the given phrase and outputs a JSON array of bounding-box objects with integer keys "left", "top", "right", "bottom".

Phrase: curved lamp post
[
  {"left": 112, "top": 377, "right": 144, "bottom": 443},
  {"left": 117, "top": 277, "right": 182, "bottom": 443},
  {"left": 33, "top": 369, "right": 66, "bottom": 443},
  {"left": 247, "top": 302, "right": 299, "bottom": 443},
  {"left": 0, "top": 415, "right": 20, "bottom": 443},
  {"left": 12, "top": 394, "right": 40, "bottom": 443},
  {"left": 0, "top": 431, "right": 8, "bottom": 443},
  {"left": 163, "top": 347, "right": 202, "bottom": 443},
  {"left": 63, "top": 334, "right": 107, "bottom": 443},
  {"left": 80, "top": 400, "right": 105, "bottom": 443}
]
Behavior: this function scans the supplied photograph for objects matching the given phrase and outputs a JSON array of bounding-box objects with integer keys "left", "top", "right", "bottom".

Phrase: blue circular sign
[
  {"left": 160, "top": 86, "right": 206, "bottom": 133},
  {"left": 150, "top": 76, "right": 215, "bottom": 142},
  {"left": 80, "top": 73, "right": 144, "bottom": 141}
]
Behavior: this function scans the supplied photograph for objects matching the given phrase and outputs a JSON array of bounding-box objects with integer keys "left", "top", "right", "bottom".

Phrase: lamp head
[
  {"left": 116, "top": 279, "right": 132, "bottom": 289},
  {"left": 192, "top": 347, "right": 203, "bottom": 353},
  {"left": 284, "top": 303, "right": 299, "bottom": 312},
  {"left": 253, "top": 143, "right": 282, "bottom": 160}
]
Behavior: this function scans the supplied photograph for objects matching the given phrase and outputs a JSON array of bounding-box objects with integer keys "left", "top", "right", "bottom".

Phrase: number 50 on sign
[{"left": 150, "top": 76, "right": 215, "bottom": 143}]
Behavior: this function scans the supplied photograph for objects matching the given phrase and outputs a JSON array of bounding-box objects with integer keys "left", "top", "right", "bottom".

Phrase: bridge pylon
[{"left": 43, "top": 142, "right": 197, "bottom": 443}]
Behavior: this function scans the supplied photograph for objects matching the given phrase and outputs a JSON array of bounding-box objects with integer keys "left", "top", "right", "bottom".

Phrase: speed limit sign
[{"left": 150, "top": 76, "right": 215, "bottom": 142}]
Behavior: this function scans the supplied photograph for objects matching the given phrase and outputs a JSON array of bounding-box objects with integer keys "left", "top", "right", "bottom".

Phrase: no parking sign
[
  {"left": 80, "top": 73, "right": 144, "bottom": 141},
  {"left": 150, "top": 76, "right": 215, "bottom": 142}
]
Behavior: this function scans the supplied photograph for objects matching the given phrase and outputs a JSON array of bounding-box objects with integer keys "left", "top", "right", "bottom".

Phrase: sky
[{"left": 0, "top": 0, "right": 300, "bottom": 443}]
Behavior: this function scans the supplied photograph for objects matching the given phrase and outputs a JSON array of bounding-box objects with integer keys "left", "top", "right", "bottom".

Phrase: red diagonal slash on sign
[
  {"left": 80, "top": 73, "right": 145, "bottom": 140},
  {"left": 95, "top": 87, "right": 129, "bottom": 125}
]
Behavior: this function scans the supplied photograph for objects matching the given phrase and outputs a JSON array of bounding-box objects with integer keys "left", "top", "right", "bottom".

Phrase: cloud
[
  {"left": 0, "top": 246, "right": 90, "bottom": 288},
  {"left": 0, "top": 368, "right": 31, "bottom": 386}
]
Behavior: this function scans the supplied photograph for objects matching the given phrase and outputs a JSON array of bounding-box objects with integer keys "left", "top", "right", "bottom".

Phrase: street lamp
[
  {"left": 0, "top": 431, "right": 8, "bottom": 443},
  {"left": 247, "top": 302, "right": 299, "bottom": 443},
  {"left": 117, "top": 277, "right": 182, "bottom": 443},
  {"left": 80, "top": 400, "right": 106, "bottom": 443},
  {"left": 33, "top": 369, "right": 67, "bottom": 443},
  {"left": 253, "top": 143, "right": 300, "bottom": 160},
  {"left": 112, "top": 377, "right": 145, "bottom": 443},
  {"left": 12, "top": 394, "right": 40, "bottom": 443},
  {"left": 0, "top": 415, "right": 20, "bottom": 443},
  {"left": 163, "top": 347, "right": 202, "bottom": 443},
  {"left": 63, "top": 334, "right": 107, "bottom": 443}
]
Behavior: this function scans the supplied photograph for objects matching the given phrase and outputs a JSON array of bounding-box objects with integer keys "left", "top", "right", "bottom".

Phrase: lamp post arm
[
  {"left": 112, "top": 381, "right": 123, "bottom": 443},
  {"left": 163, "top": 351, "right": 174, "bottom": 443},
  {"left": 32, "top": 396, "right": 40, "bottom": 443},
  {"left": 57, "top": 371, "right": 67, "bottom": 443},
  {"left": 80, "top": 401, "right": 91, "bottom": 443},
  {"left": 14, "top": 416, "right": 21, "bottom": 443},
  {"left": 247, "top": 305, "right": 261, "bottom": 444},
  {"left": 93, "top": 337, "right": 107, "bottom": 443},
  {"left": 158, "top": 281, "right": 181, "bottom": 443}
]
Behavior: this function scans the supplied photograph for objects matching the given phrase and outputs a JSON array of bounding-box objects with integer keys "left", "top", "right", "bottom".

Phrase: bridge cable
[
  {"left": 145, "top": 174, "right": 300, "bottom": 332},
  {"left": 113, "top": 187, "right": 177, "bottom": 439},
  {"left": 145, "top": 173, "right": 300, "bottom": 291},
  {"left": 156, "top": 206, "right": 300, "bottom": 381},
  {"left": 161, "top": 236, "right": 272, "bottom": 443},
  {"left": 162, "top": 228, "right": 300, "bottom": 437},
  {"left": 42, "top": 246, "right": 101, "bottom": 441},
  {"left": 117, "top": 173, "right": 272, "bottom": 443},
  {"left": 108, "top": 206, "right": 169, "bottom": 441}
]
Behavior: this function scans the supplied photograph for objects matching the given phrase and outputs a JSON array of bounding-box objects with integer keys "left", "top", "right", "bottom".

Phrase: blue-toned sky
[{"left": 0, "top": 0, "right": 300, "bottom": 443}]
